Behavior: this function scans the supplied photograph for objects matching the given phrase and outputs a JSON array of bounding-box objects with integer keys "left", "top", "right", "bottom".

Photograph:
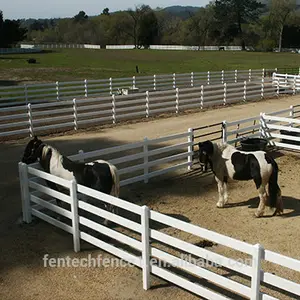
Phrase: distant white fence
[
  {"left": 0, "top": 79, "right": 278, "bottom": 139},
  {"left": 19, "top": 111, "right": 300, "bottom": 299},
  {"left": 20, "top": 43, "right": 101, "bottom": 50},
  {"left": 0, "top": 68, "right": 272, "bottom": 108}
]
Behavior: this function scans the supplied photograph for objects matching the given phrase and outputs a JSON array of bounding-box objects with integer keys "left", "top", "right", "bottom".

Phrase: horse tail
[
  {"left": 268, "top": 156, "right": 283, "bottom": 214},
  {"left": 108, "top": 163, "right": 120, "bottom": 197}
]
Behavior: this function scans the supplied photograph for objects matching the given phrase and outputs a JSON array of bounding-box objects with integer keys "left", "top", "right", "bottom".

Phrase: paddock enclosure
[{"left": 15, "top": 99, "right": 300, "bottom": 300}]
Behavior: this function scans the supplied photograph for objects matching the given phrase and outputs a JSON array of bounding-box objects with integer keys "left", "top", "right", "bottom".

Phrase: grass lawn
[{"left": 0, "top": 48, "right": 300, "bottom": 85}]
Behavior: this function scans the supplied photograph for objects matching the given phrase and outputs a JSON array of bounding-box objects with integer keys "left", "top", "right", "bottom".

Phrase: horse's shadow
[{"left": 226, "top": 196, "right": 300, "bottom": 218}]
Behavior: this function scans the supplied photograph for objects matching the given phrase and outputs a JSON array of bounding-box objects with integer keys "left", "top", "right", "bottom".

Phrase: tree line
[{"left": 1, "top": 1, "right": 300, "bottom": 51}]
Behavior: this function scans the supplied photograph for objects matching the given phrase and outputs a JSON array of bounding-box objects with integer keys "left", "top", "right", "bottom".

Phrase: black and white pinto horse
[
  {"left": 22, "top": 136, "right": 120, "bottom": 223},
  {"left": 198, "top": 140, "right": 283, "bottom": 217}
]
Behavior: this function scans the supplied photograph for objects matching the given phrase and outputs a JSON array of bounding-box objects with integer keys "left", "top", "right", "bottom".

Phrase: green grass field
[{"left": 1, "top": 48, "right": 300, "bottom": 85}]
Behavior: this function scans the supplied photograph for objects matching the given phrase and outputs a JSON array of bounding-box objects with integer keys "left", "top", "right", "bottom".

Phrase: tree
[
  {"left": 138, "top": 10, "right": 159, "bottom": 48},
  {"left": 73, "top": 11, "right": 88, "bottom": 23},
  {"left": 102, "top": 8, "right": 110, "bottom": 16},
  {"left": 0, "top": 11, "right": 27, "bottom": 47},
  {"left": 270, "top": 0, "right": 296, "bottom": 52},
  {"left": 214, "top": 0, "right": 265, "bottom": 50},
  {"left": 126, "top": 5, "right": 150, "bottom": 48}
]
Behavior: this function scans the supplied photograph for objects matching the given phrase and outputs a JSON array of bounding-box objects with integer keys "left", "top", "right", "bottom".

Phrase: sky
[{"left": 2, "top": 0, "right": 211, "bottom": 19}]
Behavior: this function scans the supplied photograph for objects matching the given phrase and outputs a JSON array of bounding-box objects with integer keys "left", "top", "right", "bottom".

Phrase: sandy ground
[{"left": 1, "top": 95, "right": 300, "bottom": 300}]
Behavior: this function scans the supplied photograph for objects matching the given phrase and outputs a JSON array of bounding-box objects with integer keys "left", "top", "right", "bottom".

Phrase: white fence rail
[
  {"left": 0, "top": 79, "right": 278, "bottom": 139},
  {"left": 0, "top": 68, "right": 273, "bottom": 108},
  {"left": 19, "top": 125, "right": 300, "bottom": 299},
  {"left": 272, "top": 73, "right": 300, "bottom": 95}
]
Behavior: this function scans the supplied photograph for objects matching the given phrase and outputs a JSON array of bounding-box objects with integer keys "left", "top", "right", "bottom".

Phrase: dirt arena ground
[{"left": 1, "top": 96, "right": 300, "bottom": 300}]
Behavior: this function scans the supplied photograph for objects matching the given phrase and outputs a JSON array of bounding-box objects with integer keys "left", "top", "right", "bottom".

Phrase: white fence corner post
[
  {"left": 143, "top": 137, "right": 149, "bottom": 183},
  {"left": 222, "top": 121, "right": 227, "bottom": 143},
  {"left": 56, "top": 81, "right": 60, "bottom": 101},
  {"left": 187, "top": 128, "right": 194, "bottom": 171},
  {"left": 146, "top": 91, "right": 149, "bottom": 118},
  {"left": 173, "top": 73, "right": 176, "bottom": 89},
  {"left": 19, "top": 162, "right": 32, "bottom": 223},
  {"left": 73, "top": 98, "right": 78, "bottom": 130},
  {"left": 27, "top": 103, "right": 34, "bottom": 137},
  {"left": 250, "top": 243, "right": 263, "bottom": 300},
  {"left": 141, "top": 205, "right": 150, "bottom": 290},
  {"left": 200, "top": 85, "right": 204, "bottom": 109},
  {"left": 70, "top": 180, "right": 80, "bottom": 253},
  {"left": 112, "top": 94, "right": 116, "bottom": 124},
  {"left": 243, "top": 81, "right": 247, "bottom": 102},
  {"left": 223, "top": 83, "right": 227, "bottom": 105},
  {"left": 109, "top": 77, "right": 113, "bottom": 95},
  {"left": 175, "top": 88, "right": 179, "bottom": 114},
  {"left": 84, "top": 79, "right": 88, "bottom": 97}
]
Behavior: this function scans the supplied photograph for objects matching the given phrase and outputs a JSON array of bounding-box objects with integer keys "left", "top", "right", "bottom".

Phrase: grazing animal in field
[
  {"left": 21, "top": 136, "right": 120, "bottom": 224},
  {"left": 198, "top": 140, "right": 283, "bottom": 217}
]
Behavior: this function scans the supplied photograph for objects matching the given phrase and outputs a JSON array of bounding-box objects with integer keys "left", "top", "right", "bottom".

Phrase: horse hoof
[
  {"left": 255, "top": 211, "right": 263, "bottom": 218},
  {"left": 216, "top": 202, "right": 224, "bottom": 208}
]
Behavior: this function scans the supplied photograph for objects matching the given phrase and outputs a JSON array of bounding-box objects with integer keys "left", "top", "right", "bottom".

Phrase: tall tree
[
  {"left": 138, "top": 9, "right": 159, "bottom": 48},
  {"left": 270, "top": 0, "right": 296, "bottom": 52},
  {"left": 214, "top": 0, "right": 265, "bottom": 49},
  {"left": 73, "top": 11, "right": 88, "bottom": 23},
  {"left": 102, "top": 8, "right": 110, "bottom": 16}
]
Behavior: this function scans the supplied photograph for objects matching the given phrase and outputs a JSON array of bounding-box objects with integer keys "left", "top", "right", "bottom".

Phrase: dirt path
[{"left": 0, "top": 95, "right": 300, "bottom": 300}]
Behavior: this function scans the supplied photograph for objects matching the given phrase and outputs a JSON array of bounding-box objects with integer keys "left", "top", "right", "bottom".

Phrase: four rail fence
[{"left": 19, "top": 105, "right": 300, "bottom": 300}]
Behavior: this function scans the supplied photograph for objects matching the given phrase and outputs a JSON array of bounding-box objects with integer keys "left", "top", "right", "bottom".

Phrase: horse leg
[
  {"left": 216, "top": 177, "right": 225, "bottom": 208},
  {"left": 255, "top": 185, "right": 267, "bottom": 217},
  {"left": 223, "top": 176, "right": 229, "bottom": 204}
]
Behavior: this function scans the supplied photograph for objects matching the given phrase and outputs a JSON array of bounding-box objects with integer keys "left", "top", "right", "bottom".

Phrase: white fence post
[
  {"left": 200, "top": 85, "right": 204, "bottom": 109},
  {"left": 276, "top": 79, "right": 280, "bottom": 97},
  {"left": 153, "top": 74, "right": 156, "bottom": 91},
  {"left": 173, "top": 73, "right": 176, "bottom": 89},
  {"left": 19, "top": 162, "right": 32, "bottom": 223},
  {"left": 24, "top": 84, "right": 28, "bottom": 105},
  {"left": 235, "top": 69, "right": 238, "bottom": 83},
  {"left": 249, "top": 69, "right": 252, "bottom": 82},
  {"left": 243, "top": 81, "right": 247, "bottom": 102},
  {"left": 289, "top": 105, "right": 294, "bottom": 127},
  {"left": 293, "top": 76, "right": 296, "bottom": 95},
  {"left": 84, "top": 79, "right": 88, "bottom": 97},
  {"left": 27, "top": 103, "right": 34, "bottom": 137},
  {"left": 191, "top": 71, "right": 194, "bottom": 87},
  {"left": 109, "top": 77, "right": 113, "bottom": 95},
  {"left": 141, "top": 205, "right": 150, "bottom": 290},
  {"left": 56, "top": 81, "right": 60, "bottom": 100},
  {"left": 223, "top": 83, "right": 227, "bottom": 105},
  {"left": 70, "top": 180, "right": 80, "bottom": 252},
  {"left": 221, "top": 70, "right": 224, "bottom": 84},
  {"left": 73, "top": 98, "right": 78, "bottom": 130},
  {"left": 222, "top": 121, "right": 227, "bottom": 143},
  {"left": 250, "top": 243, "right": 263, "bottom": 300},
  {"left": 207, "top": 71, "right": 210, "bottom": 85},
  {"left": 175, "top": 88, "right": 179, "bottom": 114},
  {"left": 261, "top": 78, "right": 264, "bottom": 99},
  {"left": 146, "top": 91, "right": 149, "bottom": 118},
  {"left": 133, "top": 76, "right": 136, "bottom": 89},
  {"left": 143, "top": 138, "right": 149, "bottom": 183},
  {"left": 187, "top": 128, "right": 193, "bottom": 171},
  {"left": 112, "top": 94, "right": 116, "bottom": 124}
]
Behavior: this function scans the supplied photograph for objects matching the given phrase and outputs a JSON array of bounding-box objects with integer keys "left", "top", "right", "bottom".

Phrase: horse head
[
  {"left": 198, "top": 140, "right": 214, "bottom": 171},
  {"left": 22, "top": 136, "right": 44, "bottom": 164}
]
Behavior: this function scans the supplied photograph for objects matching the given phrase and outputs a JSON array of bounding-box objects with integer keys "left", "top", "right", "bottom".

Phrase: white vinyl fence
[
  {"left": 19, "top": 118, "right": 300, "bottom": 299},
  {"left": 272, "top": 73, "right": 300, "bottom": 94},
  {"left": 0, "top": 68, "right": 273, "bottom": 108},
  {"left": 0, "top": 79, "right": 278, "bottom": 139}
]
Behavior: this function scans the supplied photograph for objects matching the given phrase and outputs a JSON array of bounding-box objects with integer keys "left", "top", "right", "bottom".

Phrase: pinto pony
[
  {"left": 198, "top": 140, "right": 283, "bottom": 217},
  {"left": 22, "top": 136, "right": 120, "bottom": 223}
]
